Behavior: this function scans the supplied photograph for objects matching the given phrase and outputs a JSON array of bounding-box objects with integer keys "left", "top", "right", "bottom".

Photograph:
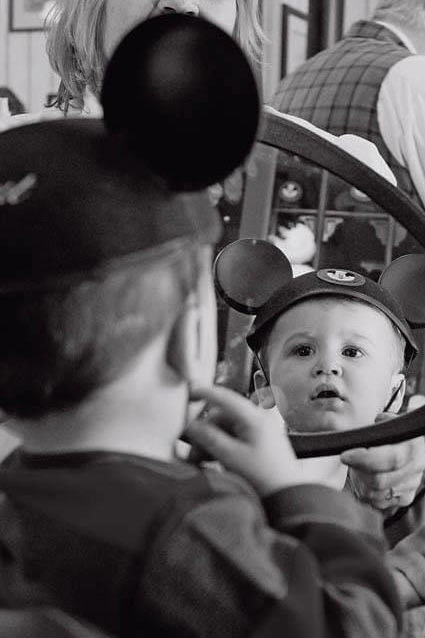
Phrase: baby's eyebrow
[
  {"left": 283, "top": 331, "right": 315, "bottom": 342},
  {"left": 283, "top": 331, "right": 375, "bottom": 346},
  {"left": 343, "top": 332, "right": 375, "bottom": 346}
]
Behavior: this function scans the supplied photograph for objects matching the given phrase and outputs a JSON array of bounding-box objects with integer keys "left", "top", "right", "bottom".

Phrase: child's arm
[{"left": 168, "top": 385, "right": 402, "bottom": 638}]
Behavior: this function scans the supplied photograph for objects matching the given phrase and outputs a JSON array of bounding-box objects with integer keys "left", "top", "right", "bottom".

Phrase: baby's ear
[
  {"left": 389, "top": 374, "right": 406, "bottom": 414},
  {"left": 253, "top": 369, "right": 276, "bottom": 409}
]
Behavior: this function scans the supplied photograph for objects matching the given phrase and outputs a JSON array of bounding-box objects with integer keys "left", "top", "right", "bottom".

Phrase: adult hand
[
  {"left": 186, "top": 385, "right": 313, "bottom": 497},
  {"left": 341, "top": 416, "right": 425, "bottom": 510}
]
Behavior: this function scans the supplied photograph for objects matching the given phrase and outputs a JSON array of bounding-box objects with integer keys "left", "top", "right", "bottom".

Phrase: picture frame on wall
[
  {"left": 280, "top": 5, "right": 309, "bottom": 78},
  {"left": 9, "top": 0, "right": 46, "bottom": 32}
]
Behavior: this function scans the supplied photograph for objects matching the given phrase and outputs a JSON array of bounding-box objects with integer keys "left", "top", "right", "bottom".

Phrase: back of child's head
[
  {"left": 0, "top": 244, "right": 208, "bottom": 419},
  {"left": 0, "top": 118, "right": 220, "bottom": 418},
  {"left": 0, "top": 14, "right": 263, "bottom": 419}
]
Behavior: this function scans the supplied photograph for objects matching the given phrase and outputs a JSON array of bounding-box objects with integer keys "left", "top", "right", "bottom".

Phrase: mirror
[{"left": 213, "top": 109, "right": 425, "bottom": 457}]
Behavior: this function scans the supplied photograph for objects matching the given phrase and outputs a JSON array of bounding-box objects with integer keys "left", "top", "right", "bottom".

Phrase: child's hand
[{"left": 187, "top": 385, "right": 317, "bottom": 496}]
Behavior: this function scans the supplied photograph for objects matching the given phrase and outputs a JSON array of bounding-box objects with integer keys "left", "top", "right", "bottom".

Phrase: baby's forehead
[{"left": 269, "top": 296, "right": 397, "bottom": 339}]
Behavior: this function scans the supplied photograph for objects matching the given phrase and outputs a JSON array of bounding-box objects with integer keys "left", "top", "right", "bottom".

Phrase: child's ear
[
  {"left": 253, "top": 369, "right": 276, "bottom": 409},
  {"left": 166, "top": 296, "right": 202, "bottom": 383},
  {"left": 387, "top": 374, "right": 406, "bottom": 414}
]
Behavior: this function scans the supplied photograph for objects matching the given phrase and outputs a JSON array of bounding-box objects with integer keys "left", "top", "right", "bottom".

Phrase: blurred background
[{"left": 0, "top": 0, "right": 378, "bottom": 112}]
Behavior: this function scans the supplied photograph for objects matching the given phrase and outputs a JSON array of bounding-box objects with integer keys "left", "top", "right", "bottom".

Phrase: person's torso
[
  {"left": 273, "top": 20, "right": 419, "bottom": 204},
  {"left": 0, "top": 450, "right": 219, "bottom": 636}
]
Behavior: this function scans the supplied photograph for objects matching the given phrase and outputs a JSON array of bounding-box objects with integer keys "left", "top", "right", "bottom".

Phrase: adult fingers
[
  {"left": 348, "top": 466, "right": 424, "bottom": 492},
  {"left": 360, "top": 483, "right": 421, "bottom": 510},
  {"left": 349, "top": 472, "right": 423, "bottom": 508},
  {"left": 341, "top": 438, "right": 425, "bottom": 473}
]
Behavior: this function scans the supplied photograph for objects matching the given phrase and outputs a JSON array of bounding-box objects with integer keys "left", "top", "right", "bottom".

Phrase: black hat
[
  {"left": 102, "top": 13, "right": 260, "bottom": 191},
  {"left": 0, "top": 13, "right": 262, "bottom": 292},
  {"left": 214, "top": 239, "right": 425, "bottom": 368},
  {"left": 0, "top": 119, "right": 220, "bottom": 292},
  {"left": 248, "top": 267, "right": 418, "bottom": 366}
]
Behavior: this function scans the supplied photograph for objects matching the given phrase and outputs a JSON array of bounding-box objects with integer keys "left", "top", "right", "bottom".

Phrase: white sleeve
[
  {"left": 264, "top": 106, "right": 397, "bottom": 185},
  {"left": 378, "top": 55, "right": 425, "bottom": 207}
]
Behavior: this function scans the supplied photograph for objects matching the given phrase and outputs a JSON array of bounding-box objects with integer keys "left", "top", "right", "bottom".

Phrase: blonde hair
[
  {"left": 46, "top": 0, "right": 264, "bottom": 112},
  {"left": 235, "top": 0, "right": 264, "bottom": 66}
]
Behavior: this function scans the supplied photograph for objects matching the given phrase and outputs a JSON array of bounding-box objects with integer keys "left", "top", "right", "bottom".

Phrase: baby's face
[
  {"left": 104, "top": 0, "right": 237, "bottom": 57},
  {"left": 258, "top": 299, "right": 405, "bottom": 433}
]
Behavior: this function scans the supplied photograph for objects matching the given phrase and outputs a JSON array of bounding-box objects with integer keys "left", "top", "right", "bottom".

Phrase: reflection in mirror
[
  {"left": 269, "top": 148, "right": 425, "bottom": 276},
  {"left": 215, "top": 142, "right": 425, "bottom": 439}
]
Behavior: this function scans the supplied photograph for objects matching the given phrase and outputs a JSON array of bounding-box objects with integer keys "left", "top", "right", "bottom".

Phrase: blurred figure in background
[
  {"left": 46, "top": 0, "right": 263, "bottom": 114},
  {"left": 273, "top": 0, "right": 425, "bottom": 211},
  {"left": 1, "top": 1, "right": 263, "bottom": 127}
]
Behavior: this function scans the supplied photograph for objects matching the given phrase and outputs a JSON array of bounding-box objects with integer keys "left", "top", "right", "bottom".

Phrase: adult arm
[{"left": 378, "top": 55, "right": 425, "bottom": 208}]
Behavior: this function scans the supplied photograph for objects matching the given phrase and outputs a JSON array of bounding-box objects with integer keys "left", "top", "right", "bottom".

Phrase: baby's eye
[
  {"left": 342, "top": 346, "right": 363, "bottom": 358},
  {"left": 292, "top": 344, "right": 314, "bottom": 357}
]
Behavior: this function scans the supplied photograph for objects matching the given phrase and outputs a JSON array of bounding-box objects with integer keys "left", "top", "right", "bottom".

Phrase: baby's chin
[{"left": 285, "top": 411, "right": 370, "bottom": 433}]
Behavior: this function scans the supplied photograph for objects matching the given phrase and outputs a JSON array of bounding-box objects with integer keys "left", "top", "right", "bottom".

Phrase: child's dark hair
[{"left": 0, "top": 242, "right": 207, "bottom": 419}]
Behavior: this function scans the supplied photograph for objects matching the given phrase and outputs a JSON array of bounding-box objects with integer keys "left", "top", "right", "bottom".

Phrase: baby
[
  {"left": 251, "top": 270, "right": 409, "bottom": 435},
  {"left": 250, "top": 266, "right": 413, "bottom": 491},
  {"left": 215, "top": 241, "right": 425, "bottom": 631}
]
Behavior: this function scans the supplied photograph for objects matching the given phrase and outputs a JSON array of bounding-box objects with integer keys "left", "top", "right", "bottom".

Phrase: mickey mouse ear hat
[
  {"left": 102, "top": 13, "right": 260, "bottom": 191},
  {"left": 0, "top": 15, "right": 259, "bottom": 292},
  {"left": 215, "top": 238, "right": 425, "bottom": 368}
]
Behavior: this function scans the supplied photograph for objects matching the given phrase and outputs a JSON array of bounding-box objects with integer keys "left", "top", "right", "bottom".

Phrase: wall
[
  {"left": 343, "top": 0, "right": 379, "bottom": 32},
  {"left": 0, "top": 0, "right": 57, "bottom": 113},
  {"left": 262, "top": 0, "right": 309, "bottom": 103}
]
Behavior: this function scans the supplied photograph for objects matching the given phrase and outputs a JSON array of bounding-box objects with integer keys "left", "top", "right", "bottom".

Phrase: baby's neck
[{"left": 298, "top": 455, "right": 348, "bottom": 490}]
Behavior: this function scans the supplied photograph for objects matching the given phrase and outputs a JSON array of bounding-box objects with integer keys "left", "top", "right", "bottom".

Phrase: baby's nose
[
  {"left": 312, "top": 362, "right": 342, "bottom": 377},
  {"left": 157, "top": 0, "right": 200, "bottom": 16}
]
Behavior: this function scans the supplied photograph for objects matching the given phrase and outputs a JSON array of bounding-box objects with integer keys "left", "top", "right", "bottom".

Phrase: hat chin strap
[{"left": 383, "top": 379, "right": 405, "bottom": 414}]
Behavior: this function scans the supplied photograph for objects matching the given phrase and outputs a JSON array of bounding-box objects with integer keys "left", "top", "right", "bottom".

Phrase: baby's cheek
[{"left": 269, "top": 383, "right": 289, "bottom": 415}]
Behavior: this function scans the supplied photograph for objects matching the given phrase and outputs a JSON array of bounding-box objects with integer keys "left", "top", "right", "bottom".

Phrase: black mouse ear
[
  {"left": 101, "top": 13, "right": 260, "bottom": 191},
  {"left": 379, "top": 254, "right": 425, "bottom": 328},
  {"left": 214, "top": 238, "right": 293, "bottom": 314}
]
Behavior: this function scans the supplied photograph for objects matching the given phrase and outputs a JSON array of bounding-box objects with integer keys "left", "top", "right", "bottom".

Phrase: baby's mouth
[{"left": 311, "top": 384, "right": 345, "bottom": 401}]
